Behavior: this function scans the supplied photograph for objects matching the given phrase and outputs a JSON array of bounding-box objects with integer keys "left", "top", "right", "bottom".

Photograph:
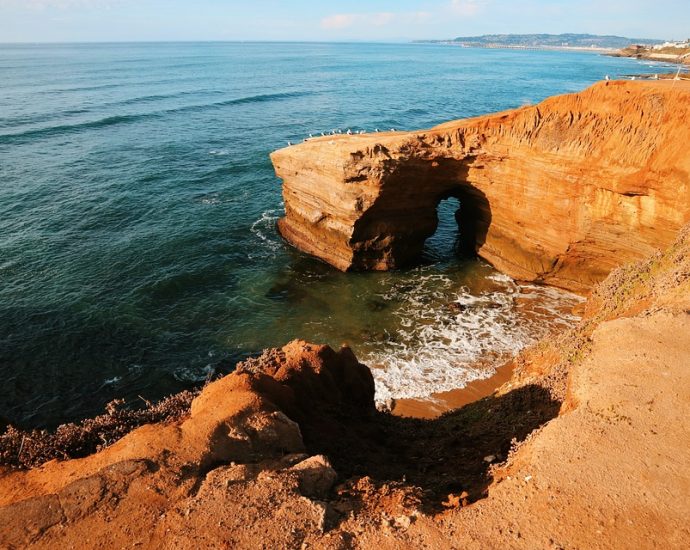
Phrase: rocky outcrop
[
  {"left": 609, "top": 45, "right": 690, "bottom": 65},
  {"left": 272, "top": 81, "right": 690, "bottom": 291},
  {"left": 0, "top": 341, "right": 374, "bottom": 548}
]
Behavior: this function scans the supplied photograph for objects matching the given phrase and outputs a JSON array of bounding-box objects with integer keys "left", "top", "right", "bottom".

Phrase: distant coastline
[
  {"left": 417, "top": 42, "right": 616, "bottom": 53},
  {"left": 415, "top": 32, "right": 664, "bottom": 52},
  {"left": 609, "top": 43, "right": 690, "bottom": 65}
]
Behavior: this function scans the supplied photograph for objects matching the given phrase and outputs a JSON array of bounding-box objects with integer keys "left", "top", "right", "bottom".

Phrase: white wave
[
  {"left": 173, "top": 364, "right": 214, "bottom": 383},
  {"left": 208, "top": 149, "right": 230, "bottom": 156},
  {"left": 0, "top": 259, "right": 18, "bottom": 273},
  {"left": 363, "top": 272, "right": 583, "bottom": 404},
  {"left": 201, "top": 195, "right": 221, "bottom": 205},
  {"left": 249, "top": 209, "right": 282, "bottom": 257}
]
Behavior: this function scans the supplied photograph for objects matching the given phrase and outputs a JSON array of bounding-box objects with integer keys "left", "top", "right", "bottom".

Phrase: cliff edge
[{"left": 272, "top": 80, "right": 690, "bottom": 292}]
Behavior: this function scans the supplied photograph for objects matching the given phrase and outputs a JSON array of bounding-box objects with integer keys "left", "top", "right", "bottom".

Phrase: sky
[{"left": 0, "top": 0, "right": 687, "bottom": 43}]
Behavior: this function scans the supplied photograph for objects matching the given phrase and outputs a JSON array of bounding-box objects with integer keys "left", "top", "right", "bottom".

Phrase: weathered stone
[
  {"left": 0, "top": 494, "right": 65, "bottom": 547},
  {"left": 290, "top": 455, "right": 338, "bottom": 498},
  {"left": 271, "top": 81, "right": 690, "bottom": 292},
  {"left": 57, "top": 474, "right": 106, "bottom": 522}
]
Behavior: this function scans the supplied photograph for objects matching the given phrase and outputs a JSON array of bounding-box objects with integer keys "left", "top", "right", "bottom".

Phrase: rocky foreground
[
  {"left": 272, "top": 81, "right": 690, "bottom": 292},
  {"left": 0, "top": 230, "right": 688, "bottom": 549}
]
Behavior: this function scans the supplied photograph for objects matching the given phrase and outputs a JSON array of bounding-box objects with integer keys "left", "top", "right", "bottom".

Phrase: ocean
[{"left": 0, "top": 42, "right": 652, "bottom": 427}]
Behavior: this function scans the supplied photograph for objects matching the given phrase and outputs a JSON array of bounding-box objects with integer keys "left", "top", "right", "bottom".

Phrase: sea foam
[{"left": 364, "top": 272, "right": 582, "bottom": 404}]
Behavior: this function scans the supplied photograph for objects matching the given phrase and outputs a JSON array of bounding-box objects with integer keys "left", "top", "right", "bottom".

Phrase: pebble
[{"left": 395, "top": 515, "right": 412, "bottom": 530}]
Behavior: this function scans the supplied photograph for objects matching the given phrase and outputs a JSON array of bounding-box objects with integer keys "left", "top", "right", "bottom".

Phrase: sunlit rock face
[{"left": 271, "top": 81, "right": 690, "bottom": 292}]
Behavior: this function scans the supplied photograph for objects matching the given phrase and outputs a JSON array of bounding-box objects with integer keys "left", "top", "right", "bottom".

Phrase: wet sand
[{"left": 391, "top": 359, "right": 515, "bottom": 419}]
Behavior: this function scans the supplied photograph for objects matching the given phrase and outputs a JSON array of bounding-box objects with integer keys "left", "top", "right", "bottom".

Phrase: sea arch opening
[
  {"left": 422, "top": 196, "right": 462, "bottom": 262},
  {"left": 422, "top": 186, "right": 491, "bottom": 264}
]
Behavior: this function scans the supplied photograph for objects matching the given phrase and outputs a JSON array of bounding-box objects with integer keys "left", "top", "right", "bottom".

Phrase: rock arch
[
  {"left": 271, "top": 82, "right": 690, "bottom": 292},
  {"left": 346, "top": 157, "right": 491, "bottom": 269}
]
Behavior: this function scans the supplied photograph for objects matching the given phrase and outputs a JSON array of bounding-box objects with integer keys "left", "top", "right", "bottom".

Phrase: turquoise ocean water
[{"left": 0, "top": 42, "right": 653, "bottom": 427}]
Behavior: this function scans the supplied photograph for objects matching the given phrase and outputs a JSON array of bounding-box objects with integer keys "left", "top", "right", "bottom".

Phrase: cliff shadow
[{"left": 299, "top": 382, "right": 559, "bottom": 515}]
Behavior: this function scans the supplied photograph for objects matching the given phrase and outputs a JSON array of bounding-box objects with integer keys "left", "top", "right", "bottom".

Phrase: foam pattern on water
[
  {"left": 365, "top": 272, "right": 582, "bottom": 403},
  {"left": 249, "top": 209, "right": 283, "bottom": 257}
]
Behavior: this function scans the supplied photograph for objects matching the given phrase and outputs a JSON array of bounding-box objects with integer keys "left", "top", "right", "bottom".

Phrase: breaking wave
[{"left": 364, "top": 271, "right": 583, "bottom": 404}]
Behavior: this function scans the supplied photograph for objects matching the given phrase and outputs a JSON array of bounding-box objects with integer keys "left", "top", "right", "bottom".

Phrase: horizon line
[{"left": 0, "top": 34, "right": 668, "bottom": 46}]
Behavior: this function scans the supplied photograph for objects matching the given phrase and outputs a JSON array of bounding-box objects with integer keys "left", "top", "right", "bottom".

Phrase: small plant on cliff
[{"left": 0, "top": 390, "right": 198, "bottom": 469}]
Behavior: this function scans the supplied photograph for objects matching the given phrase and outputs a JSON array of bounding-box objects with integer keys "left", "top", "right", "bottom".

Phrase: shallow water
[{"left": 0, "top": 42, "right": 645, "bottom": 427}]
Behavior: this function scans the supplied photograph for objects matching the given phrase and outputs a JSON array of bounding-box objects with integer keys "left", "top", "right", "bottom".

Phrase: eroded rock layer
[{"left": 271, "top": 81, "right": 690, "bottom": 291}]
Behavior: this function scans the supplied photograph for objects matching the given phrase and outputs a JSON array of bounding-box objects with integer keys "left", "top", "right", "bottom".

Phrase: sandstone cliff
[{"left": 272, "top": 81, "right": 690, "bottom": 292}]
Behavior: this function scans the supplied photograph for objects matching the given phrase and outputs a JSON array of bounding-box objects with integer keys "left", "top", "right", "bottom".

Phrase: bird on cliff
[
  {"left": 390, "top": 128, "right": 396, "bottom": 132},
  {"left": 375, "top": 128, "right": 380, "bottom": 132},
  {"left": 309, "top": 133, "right": 313, "bottom": 138},
  {"left": 287, "top": 141, "right": 292, "bottom": 146},
  {"left": 347, "top": 129, "right": 352, "bottom": 135},
  {"left": 605, "top": 75, "right": 610, "bottom": 81},
  {"left": 321, "top": 132, "right": 325, "bottom": 136}
]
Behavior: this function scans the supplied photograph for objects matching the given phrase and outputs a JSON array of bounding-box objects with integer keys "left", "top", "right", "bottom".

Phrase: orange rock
[{"left": 271, "top": 81, "right": 690, "bottom": 292}]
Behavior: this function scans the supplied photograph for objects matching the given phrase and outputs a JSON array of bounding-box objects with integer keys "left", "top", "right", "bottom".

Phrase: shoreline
[
  {"left": 2, "top": 223, "right": 688, "bottom": 548},
  {"left": 391, "top": 358, "right": 515, "bottom": 418},
  {"left": 415, "top": 42, "right": 616, "bottom": 53},
  {"left": 608, "top": 46, "right": 690, "bottom": 65}
]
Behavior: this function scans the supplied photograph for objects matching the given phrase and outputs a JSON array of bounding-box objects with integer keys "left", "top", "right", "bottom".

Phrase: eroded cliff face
[
  {"left": 271, "top": 80, "right": 690, "bottom": 291},
  {"left": 0, "top": 341, "right": 375, "bottom": 548}
]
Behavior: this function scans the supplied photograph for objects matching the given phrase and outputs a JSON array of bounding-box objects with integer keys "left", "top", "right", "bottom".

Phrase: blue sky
[{"left": 0, "top": 1, "right": 687, "bottom": 43}]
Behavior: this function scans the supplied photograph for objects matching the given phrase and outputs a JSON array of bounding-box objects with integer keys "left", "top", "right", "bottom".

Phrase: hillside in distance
[{"left": 418, "top": 33, "right": 663, "bottom": 49}]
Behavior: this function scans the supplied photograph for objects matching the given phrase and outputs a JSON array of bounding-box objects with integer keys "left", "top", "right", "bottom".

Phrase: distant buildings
[{"left": 653, "top": 40, "right": 690, "bottom": 50}]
